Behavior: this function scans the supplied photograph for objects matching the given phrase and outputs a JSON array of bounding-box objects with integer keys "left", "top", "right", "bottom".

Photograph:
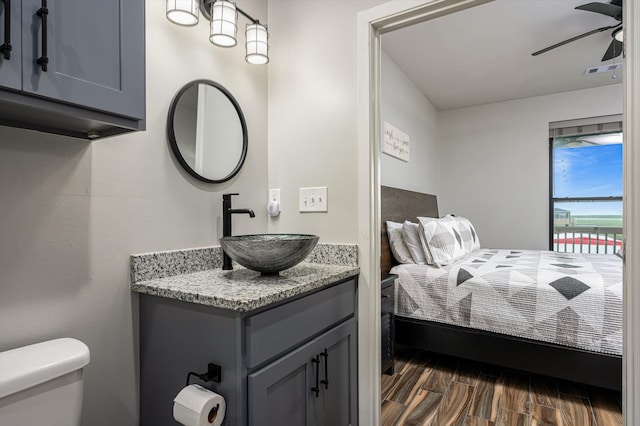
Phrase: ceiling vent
[{"left": 584, "top": 63, "right": 622, "bottom": 75}]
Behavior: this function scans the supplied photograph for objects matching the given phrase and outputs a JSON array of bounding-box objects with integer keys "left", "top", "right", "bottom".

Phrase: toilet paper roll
[{"left": 173, "top": 384, "right": 226, "bottom": 426}]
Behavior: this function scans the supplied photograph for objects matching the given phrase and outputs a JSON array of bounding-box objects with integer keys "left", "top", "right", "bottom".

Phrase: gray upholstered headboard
[{"left": 380, "top": 186, "right": 439, "bottom": 278}]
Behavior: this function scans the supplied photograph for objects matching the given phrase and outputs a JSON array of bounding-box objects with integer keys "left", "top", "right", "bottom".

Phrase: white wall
[
  {"left": 437, "top": 84, "right": 623, "bottom": 250},
  {"left": 380, "top": 50, "right": 439, "bottom": 195},
  {"left": 267, "top": 0, "right": 387, "bottom": 241},
  {"left": 0, "top": 1, "right": 268, "bottom": 424}
]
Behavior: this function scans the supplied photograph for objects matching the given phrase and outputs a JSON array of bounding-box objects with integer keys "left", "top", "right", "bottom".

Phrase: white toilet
[{"left": 0, "top": 338, "right": 90, "bottom": 426}]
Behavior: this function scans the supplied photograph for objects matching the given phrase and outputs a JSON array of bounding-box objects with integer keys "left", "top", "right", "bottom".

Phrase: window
[{"left": 550, "top": 123, "right": 623, "bottom": 254}]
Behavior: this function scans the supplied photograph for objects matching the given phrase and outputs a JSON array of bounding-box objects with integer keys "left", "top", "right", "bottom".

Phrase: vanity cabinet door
[
  {"left": 311, "top": 319, "right": 357, "bottom": 426},
  {"left": 0, "top": 0, "right": 21, "bottom": 90},
  {"left": 248, "top": 319, "right": 357, "bottom": 426},
  {"left": 20, "top": 0, "right": 144, "bottom": 119},
  {"left": 248, "top": 332, "right": 320, "bottom": 426}
]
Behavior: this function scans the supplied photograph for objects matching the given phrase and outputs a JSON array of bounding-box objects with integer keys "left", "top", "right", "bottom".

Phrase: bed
[{"left": 381, "top": 185, "right": 622, "bottom": 390}]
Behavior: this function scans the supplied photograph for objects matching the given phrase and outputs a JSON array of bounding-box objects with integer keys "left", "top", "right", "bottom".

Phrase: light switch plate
[{"left": 299, "top": 187, "right": 328, "bottom": 212}]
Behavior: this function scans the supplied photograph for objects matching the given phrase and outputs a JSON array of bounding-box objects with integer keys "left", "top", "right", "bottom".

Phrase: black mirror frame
[{"left": 167, "top": 79, "right": 248, "bottom": 184}]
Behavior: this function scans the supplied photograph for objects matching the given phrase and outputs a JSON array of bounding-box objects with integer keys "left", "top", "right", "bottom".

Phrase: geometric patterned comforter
[{"left": 391, "top": 249, "right": 623, "bottom": 356}]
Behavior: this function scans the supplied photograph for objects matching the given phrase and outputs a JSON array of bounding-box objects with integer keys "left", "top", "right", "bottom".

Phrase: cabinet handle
[
  {"left": 320, "top": 349, "right": 329, "bottom": 390},
  {"left": 382, "top": 294, "right": 391, "bottom": 300},
  {"left": 36, "top": 0, "right": 48, "bottom": 71},
  {"left": 311, "top": 355, "right": 320, "bottom": 398},
  {"left": 0, "top": 0, "right": 11, "bottom": 60}
]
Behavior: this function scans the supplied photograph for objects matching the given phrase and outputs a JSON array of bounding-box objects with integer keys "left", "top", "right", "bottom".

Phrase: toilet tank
[{"left": 0, "top": 338, "right": 90, "bottom": 426}]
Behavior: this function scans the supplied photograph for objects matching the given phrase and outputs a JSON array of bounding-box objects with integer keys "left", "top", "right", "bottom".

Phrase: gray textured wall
[
  {"left": 380, "top": 50, "right": 440, "bottom": 196},
  {"left": 438, "top": 84, "right": 622, "bottom": 250},
  {"left": 0, "top": 1, "right": 268, "bottom": 424}
]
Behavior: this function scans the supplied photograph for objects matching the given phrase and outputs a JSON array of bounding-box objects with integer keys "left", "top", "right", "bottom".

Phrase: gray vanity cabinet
[
  {"left": 139, "top": 276, "right": 358, "bottom": 426},
  {"left": 248, "top": 319, "right": 356, "bottom": 426},
  {"left": 0, "top": 0, "right": 144, "bottom": 139}
]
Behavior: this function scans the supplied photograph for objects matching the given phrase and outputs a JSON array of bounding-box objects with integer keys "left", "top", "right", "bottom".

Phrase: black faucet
[{"left": 222, "top": 193, "right": 255, "bottom": 270}]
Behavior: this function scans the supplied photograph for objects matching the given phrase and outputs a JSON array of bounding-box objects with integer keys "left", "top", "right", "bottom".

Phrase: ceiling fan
[{"left": 532, "top": 0, "right": 623, "bottom": 61}]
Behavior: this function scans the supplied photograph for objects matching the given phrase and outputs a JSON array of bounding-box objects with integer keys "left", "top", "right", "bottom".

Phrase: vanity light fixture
[{"left": 166, "top": 0, "right": 269, "bottom": 64}]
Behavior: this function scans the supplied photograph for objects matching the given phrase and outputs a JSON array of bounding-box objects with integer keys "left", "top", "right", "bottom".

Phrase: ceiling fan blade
[
  {"left": 602, "top": 38, "right": 623, "bottom": 61},
  {"left": 532, "top": 25, "right": 615, "bottom": 56},
  {"left": 576, "top": 2, "right": 623, "bottom": 21}
]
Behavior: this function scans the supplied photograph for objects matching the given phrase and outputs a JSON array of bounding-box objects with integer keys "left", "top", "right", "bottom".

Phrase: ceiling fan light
[{"left": 613, "top": 27, "right": 623, "bottom": 43}]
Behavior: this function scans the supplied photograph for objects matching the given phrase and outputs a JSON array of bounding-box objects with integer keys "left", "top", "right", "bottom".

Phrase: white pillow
[
  {"left": 417, "top": 216, "right": 467, "bottom": 266},
  {"left": 455, "top": 216, "right": 481, "bottom": 252},
  {"left": 386, "top": 221, "right": 414, "bottom": 264},
  {"left": 402, "top": 221, "right": 428, "bottom": 265},
  {"left": 440, "top": 215, "right": 481, "bottom": 253},
  {"left": 416, "top": 217, "right": 437, "bottom": 264}
]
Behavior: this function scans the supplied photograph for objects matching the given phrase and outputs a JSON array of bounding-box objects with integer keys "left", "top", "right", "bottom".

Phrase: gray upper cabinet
[
  {"left": 20, "top": 0, "right": 144, "bottom": 119},
  {"left": 0, "top": 0, "right": 145, "bottom": 139},
  {"left": 0, "top": 0, "right": 22, "bottom": 90}
]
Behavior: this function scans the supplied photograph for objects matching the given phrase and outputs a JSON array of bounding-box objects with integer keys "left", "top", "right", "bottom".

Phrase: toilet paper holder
[{"left": 185, "top": 363, "right": 222, "bottom": 386}]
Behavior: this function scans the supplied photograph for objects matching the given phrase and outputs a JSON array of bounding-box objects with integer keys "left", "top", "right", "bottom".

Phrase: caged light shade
[
  {"left": 245, "top": 23, "right": 269, "bottom": 65},
  {"left": 166, "top": 0, "right": 199, "bottom": 26},
  {"left": 210, "top": 0, "right": 238, "bottom": 47}
]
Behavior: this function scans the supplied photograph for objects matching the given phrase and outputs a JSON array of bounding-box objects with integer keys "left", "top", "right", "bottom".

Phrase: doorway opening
[{"left": 356, "top": 1, "right": 638, "bottom": 424}]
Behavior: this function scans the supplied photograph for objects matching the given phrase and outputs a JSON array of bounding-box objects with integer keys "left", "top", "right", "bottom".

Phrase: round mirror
[{"left": 168, "top": 80, "right": 248, "bottom": 183}]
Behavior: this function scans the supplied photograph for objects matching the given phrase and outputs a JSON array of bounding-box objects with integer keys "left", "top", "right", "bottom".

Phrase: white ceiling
[{"left": 381, "top": 0, "right": 623, "bottom": 110}]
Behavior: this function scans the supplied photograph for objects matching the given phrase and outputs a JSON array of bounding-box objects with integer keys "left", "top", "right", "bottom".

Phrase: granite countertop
[
  {"left": 130, "top": 243, "right": 359, "bottom": 312},
  {"left": 131, "top": 263, "right": 358, "bottom": 312}
]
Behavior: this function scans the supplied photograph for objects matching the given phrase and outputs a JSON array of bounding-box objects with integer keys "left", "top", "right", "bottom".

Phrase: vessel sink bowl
[{"left": 219, "top": 234, "right": 319, "bottom": 275}]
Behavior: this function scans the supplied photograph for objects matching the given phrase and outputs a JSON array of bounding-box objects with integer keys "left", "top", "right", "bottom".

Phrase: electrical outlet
[
  {"left": 269, "top": 189, "right": 281, "bottom": 203},
  {"left": 299, "top": 187, "right": 328, "bottom": 212}
]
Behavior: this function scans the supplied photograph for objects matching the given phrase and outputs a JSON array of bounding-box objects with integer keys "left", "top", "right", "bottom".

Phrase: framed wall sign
[{"left": 383, "top": 121, "right": 410, "bottom": 162}]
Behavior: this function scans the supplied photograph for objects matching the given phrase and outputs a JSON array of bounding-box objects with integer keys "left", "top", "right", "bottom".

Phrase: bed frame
[{"left": 381, "top": 185, "right": 622, "bottom": 390}]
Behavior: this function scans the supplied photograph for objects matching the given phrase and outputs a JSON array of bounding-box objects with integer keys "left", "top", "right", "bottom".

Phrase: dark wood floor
[{"left": 381, "top": 346, "right": 622, "bottom": 426}]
